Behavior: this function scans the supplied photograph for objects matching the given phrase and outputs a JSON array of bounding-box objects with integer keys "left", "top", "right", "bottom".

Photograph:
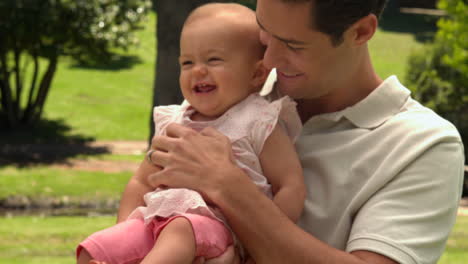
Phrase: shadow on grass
[
  {"left": 380, "top": 8, "right": 439, "bottom": 43},
  {"left": 70, "top": 54, "right": 143, "bottom": 71},
  {"left": 0, "top": 118, "right": 110, "bottom": 167}
]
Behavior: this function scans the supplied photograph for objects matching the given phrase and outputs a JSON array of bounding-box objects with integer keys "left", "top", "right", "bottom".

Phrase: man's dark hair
[{"left": 282, "top": 0, "right": 388, "bottom": 46}]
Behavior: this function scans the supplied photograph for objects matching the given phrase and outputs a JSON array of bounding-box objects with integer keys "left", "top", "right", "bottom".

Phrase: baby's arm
[
  {"left": 116, "top": 157, "right": 161, "bottom": 222},
  {"left": 259, "top": 124, "right": 306, "bottom": 222}
]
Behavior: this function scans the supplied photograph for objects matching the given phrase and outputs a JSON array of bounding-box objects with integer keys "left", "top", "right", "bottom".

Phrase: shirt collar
[
  {"left": 340, "top": 76, "right": 411, "bottom": 128},
  {"left": 263, "top": 71, "right": 411, "bottom": 129}
]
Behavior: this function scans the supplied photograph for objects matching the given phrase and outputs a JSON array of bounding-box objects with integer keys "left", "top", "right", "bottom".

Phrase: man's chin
[{"left": 275, "top": 81, "right": 301, "bottom": 99}]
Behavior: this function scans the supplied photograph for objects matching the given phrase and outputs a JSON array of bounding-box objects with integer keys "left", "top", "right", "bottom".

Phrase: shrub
[
  {"left": 406, "top": 0, "right": 467, "bottom": 195},
  {"left": 406, "top": 0, "right": 467, "bottom": 155}
]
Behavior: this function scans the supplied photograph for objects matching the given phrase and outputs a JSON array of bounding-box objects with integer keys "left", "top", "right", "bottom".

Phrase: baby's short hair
[{"left": 182, "top": 3, "right": 265, "bottom": 60}]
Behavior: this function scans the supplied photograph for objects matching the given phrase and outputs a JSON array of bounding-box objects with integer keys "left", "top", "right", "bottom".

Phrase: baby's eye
[{"left": 181, "top": 60, "right": 193, "bottom": 66}]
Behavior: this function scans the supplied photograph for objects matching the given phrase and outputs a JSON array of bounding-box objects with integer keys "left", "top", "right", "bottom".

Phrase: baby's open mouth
[{"left": 194, "top": 83, "right": 217, "bottom": 93}]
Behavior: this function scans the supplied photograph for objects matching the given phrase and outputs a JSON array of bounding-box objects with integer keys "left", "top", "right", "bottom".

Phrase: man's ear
[
  {"left": 251, "top": 60, "right": 270, "bottom": 90},
  {"left": 347, "top": 14, "right": 378, "bottom": 46}
]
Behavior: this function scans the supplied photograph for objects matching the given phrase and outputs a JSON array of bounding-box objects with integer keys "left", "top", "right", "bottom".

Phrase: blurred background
[{"left": 0, "top": 0, "right": 466, "bottom": 263}]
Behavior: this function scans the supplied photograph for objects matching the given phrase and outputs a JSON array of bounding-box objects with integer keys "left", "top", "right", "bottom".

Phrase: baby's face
[{"left": 179, "top": 17, "right": 260, "bottom": 118}]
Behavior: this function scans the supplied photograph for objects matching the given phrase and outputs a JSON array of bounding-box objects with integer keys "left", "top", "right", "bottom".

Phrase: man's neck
[{"left": 296, "top": 67, "right": 382, "bottom": 124}]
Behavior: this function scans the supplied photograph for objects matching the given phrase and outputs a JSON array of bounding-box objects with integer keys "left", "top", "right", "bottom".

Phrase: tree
[
  {"left": 405, "top": 0, "right": 468, "bottom": 195},
  {"left": 406, "top": 0, "right": 467, "bottom": 152},
  {"left": 150, "top": 0, "right": 255, "bottom": 141},
  {"left": 0, "top": 0, "right": 151, "bottom": 128}
]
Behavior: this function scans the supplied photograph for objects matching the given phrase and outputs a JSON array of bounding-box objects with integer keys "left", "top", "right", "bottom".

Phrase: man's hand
[
  {"left": 193, "top": 245, "right": 240, "bottom": 264},
  {"left": 147, "top": 123, "right": 242, "bottom": 203}
]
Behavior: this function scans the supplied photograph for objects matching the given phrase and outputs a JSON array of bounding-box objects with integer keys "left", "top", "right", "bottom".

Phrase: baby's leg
[
  {"left": 142, "top": 217, "right": 196, "bottom": 264},
  {"left": 76, "top": 248, "right": 92, "bottom": 264},
  {"left": 76, "top": 218, "right": 154, "bottom": 264}
]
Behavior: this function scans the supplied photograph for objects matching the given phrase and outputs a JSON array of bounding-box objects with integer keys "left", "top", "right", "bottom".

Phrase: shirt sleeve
[{"left": 347, "top": 140, "right": 464, "bottom": 264}]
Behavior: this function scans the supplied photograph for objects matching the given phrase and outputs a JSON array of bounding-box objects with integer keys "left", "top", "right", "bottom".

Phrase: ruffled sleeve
[
  {"left": 153, "top": 104, "right": 185, "bottom": 136},
  {"left": 250, "top": 96, "right": 302, "bottom": 156}
]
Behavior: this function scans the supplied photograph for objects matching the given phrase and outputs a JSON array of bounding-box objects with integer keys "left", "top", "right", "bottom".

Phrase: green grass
[
  {"left": 74, "top": 153, "right": 145, "bottom": 162},
  {"left": 0, "top": 166, "right": 129, "bottom": 201},
  {"left": 369, "top": 28, "right": 426, "bottom": 81},
  {"left": 40, "top": 13, "right": 156, "bottom": 141},
  {"left": 439, "top": 215, "right": 468, "bottom": 263},
  {"left": 0, "top": 216, "right": 114, "bottom": 264},
  {"left": 0, "top": 215, "right": 466, "bottom": 264},
  {"left": 370, "top": 11, "right": 437, "bottom": 81}
]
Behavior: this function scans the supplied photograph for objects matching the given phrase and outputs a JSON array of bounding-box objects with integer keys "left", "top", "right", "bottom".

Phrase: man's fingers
[
  {"left": 165, "top": 123, "right": 197, "bottom": 138},
  {"left": 150, "top": 149, "right": 171, "bottom": 167},
  {"left": 200, "top": 126, "right": 225, "bottom": 138},
  {"left": 151, "top": 134, "right": 177, "bottom": 152},
  {"left": 204, "top": 245, "right": 239, "bottom": 264}
]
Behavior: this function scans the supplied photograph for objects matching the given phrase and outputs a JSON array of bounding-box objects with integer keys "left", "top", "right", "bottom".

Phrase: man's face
[{"left": 256, "top": 0, "right": 353, "bottom": 100}]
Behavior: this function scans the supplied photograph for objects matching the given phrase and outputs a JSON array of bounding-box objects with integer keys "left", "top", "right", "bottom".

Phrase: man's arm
[
  {"left": 148, "top": 123, "right": 398, "bottom": 264},
  {"left": 116, "top": 158, "right": 160, "bottom": 223}
]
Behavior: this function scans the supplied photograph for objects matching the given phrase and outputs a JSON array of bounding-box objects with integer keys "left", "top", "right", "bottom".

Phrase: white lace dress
[{"left": 129, "top": 93, "right": 302, "bottom": 224}]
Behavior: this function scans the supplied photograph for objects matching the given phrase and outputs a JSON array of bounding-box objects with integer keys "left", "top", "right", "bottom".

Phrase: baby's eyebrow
[{"left": 256, "top": 16, "right": 308, "bottom": 46}]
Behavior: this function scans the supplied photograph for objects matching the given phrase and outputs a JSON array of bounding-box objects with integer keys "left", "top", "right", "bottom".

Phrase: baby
[{"left": 77, "top": 3, "right": 305, "bottom": 264}]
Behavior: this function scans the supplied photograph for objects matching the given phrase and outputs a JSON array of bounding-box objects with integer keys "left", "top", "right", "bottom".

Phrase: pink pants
[{"left": 76, "top": 214, "right": 233, "bottom": 264}]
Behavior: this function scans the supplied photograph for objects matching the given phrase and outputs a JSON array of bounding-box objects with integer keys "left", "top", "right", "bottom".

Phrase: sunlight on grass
[
  {"left": 74, "top": 153, "right": 145, "bottom": 162},
  {"left": 0, "top": 216, "right": 114, "bottom": 264},
  {"left": 439, "top": 215, "right": 468, "bottom": 264},
  {"left": 0, "top": 166, "right": 129, "bottom": 200},
  {"left": 370, "top": 29, "right": 425, "bottom": 81},
  {"left": 42, "top": 13, "right": 156, "bottom": 141}
]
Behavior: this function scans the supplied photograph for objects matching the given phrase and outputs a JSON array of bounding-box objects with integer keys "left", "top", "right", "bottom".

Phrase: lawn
[
  {"left": 0, "top": 166, "right": 129, "bottom": 201},
  {"left": 0, "top": 216, "right": 115, "bottom": 264},
  {"left": 0, "top": 215, "right": 466, "bottom": 264},
  {"left": 440, "top": 215, "right": 468, "bottom": 263}
]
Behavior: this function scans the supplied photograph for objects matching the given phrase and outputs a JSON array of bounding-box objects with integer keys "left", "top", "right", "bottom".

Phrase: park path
[{"left": 51, "top": 140, "right": 147, "bottom": 173}]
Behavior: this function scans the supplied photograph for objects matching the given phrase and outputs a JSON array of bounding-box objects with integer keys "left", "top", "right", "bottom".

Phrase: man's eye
[{"left": 286, "top": 44, "right": 304, "bottom": 51}]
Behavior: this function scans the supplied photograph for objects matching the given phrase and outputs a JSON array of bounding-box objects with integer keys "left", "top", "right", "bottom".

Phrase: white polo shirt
[{"left": 266, "top": 74, "right": 465, "bottom": 264}]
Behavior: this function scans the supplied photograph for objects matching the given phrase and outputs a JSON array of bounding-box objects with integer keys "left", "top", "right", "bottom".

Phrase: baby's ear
[{"left": 251, "top": 60, "right": 270, "bottom": 90}]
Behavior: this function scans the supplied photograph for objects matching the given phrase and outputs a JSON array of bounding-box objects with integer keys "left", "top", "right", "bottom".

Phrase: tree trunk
[
  {"left": 23, "top": 55, "right": 58, "bottom": 125},
  {"left": 149, "top": 0, "right": 230, "bottom": 146},
  {"left": 0, "top": 52, "right": 17, "bottom": 128}
]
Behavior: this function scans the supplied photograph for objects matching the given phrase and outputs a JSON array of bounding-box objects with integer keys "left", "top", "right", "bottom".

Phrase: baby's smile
[{"left": 194, "top": 83, "right": 217, "bottom": 93}]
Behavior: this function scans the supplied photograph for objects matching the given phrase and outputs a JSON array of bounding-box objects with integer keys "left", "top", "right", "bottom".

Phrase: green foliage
[
  {"left": 0, "top": 0, "right": 151, "bottom": 128},
  {"left": 406, "top": 0, "right": 468, "bottom": 159},
  {"left": 437, "top": 0, "right": 468, "bottom": 75}
]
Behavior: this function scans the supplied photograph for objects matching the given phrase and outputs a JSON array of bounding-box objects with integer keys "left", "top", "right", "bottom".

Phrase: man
[{"left": 144, "top": 0, "right": 465, "bottom": 263}]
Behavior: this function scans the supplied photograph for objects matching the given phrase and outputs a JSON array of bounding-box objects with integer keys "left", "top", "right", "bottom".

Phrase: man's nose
[{"left": 260, "top": 31, "right": 285, "bottom": 70}]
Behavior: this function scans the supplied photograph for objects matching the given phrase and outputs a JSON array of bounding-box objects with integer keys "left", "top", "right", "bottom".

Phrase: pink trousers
[{"left": 76, "top": 214, "right": 233, "bottom": 264}]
